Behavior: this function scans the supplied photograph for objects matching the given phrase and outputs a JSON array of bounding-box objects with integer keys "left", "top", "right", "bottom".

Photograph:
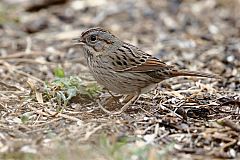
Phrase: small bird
[{"left": 73, "top": 27, "right": 220, "bottom": 114}]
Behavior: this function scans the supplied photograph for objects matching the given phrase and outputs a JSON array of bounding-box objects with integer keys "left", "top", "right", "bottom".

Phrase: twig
[
  {"left": 44, "top": 109, "right": 83, "bottom": 122},
  {"left": 25, "top": 37, "right": 32, "bottom": 53},
  {"left": 80, "top": 124, "right": 106, "bottom": 141},
  {"left": 159, "top": 100, "right": 184, "bottom": 120},
  {"left": 28, "top": 105, "right": 51, "bottom": 117},
  {"left": 1, "top": 61, "right": 44, "bottom": 84},
  {"left": 217, "top": 118, "right": 240, "bottom": 132},
  {"left": 29, "top": 104, "right": 83, "bottom": 122},
  {"left": 31, "top": 118, "right": 62, "bottom": 127},
  {"left": 0, "top": 81, "right": 20, "bottom": 90}
]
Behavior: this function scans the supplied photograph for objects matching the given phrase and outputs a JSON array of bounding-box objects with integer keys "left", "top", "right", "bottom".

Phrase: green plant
[{"left": 43, "top": 67, "right": 101, "bottom": 108}]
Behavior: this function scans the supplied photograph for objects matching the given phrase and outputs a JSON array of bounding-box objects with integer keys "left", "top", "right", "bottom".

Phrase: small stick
[{"left": 217, "top": 118, "right": 240, "bottom": 132}]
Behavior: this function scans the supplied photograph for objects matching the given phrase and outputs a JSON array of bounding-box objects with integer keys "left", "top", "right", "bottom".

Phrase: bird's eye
[{"left": 89, "top": 35, "right": 97, "bottom": 42}]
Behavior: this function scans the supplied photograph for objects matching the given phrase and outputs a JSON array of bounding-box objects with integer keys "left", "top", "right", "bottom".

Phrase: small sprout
[
  {"left": 21, "top": 112, "right": 32, "bottom": 124},
  {"left": 21, "top": 115, "right": 29, "bottom": 124},
  {"left": 54, "top": 67, "right": 65, "bottom": 78}
]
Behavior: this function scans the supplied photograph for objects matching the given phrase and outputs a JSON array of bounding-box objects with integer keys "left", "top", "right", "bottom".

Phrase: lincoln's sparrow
[{"left": 73, "top": 27, "right": 219, "bottom": 114}]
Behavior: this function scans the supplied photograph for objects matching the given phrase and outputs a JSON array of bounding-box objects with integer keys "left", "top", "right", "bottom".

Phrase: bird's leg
[
  {"left": 121, "top": 94, "right": 135, "bottom": 103},
  {"left": 102, "top": 96, "right": 121, "bottom": 106},
  {"left": 117, "top": 94, "right": 139, "bottom": 113},
  {"left": 102, "top": 90, "right": 122, "bottom": 106},
  {"left": 107, "top": 90, "right": 122, "bottom": 104},
  {"left": 98, "top": 93, "right": 139, "bottom": 115}
]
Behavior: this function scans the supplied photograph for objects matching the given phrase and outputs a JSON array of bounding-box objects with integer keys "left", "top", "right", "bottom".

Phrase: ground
[{"left": 0, "top": 0, "right": 239, "bottom": 159}]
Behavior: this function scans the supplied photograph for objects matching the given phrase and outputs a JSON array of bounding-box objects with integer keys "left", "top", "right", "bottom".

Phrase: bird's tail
[{"left": 171, "top": 70, "right": 221, "bottom": 79}]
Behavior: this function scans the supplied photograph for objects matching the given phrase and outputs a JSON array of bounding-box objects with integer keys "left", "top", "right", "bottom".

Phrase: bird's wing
[
  {"left": 112, "top": 43, "right": 174, "bottom": 72},
  {"left": 110, "top": 43, "right": 220, "bottom": 79}
]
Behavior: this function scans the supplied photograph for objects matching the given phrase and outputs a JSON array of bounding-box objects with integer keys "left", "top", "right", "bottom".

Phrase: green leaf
[
  {"left": 21, "top": 115, "right": 29, "bottom": 124},
  {"left": 67, "top": 87, "right": 77, "bottom": 100},
  {"left": 54, "top": 67, "right": 65, "bottom": 78},
  {"left": 85, "top": 83, "right": 102, "bottom": 97}
]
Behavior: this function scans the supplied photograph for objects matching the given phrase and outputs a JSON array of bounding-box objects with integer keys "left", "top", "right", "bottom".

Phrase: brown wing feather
[
  {"left": 117, "top": 57, "right": 174, "bottom": 72},
  {"left": 111, "top": 43, "right": 219, "bottom": 79},
  {"left": 112, "top": 43, "right": 174, "bottom": 72}
]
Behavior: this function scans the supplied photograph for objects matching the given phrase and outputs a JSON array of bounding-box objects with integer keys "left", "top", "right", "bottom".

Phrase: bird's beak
[{"left": 72, "top": 37, "right": 84, "bottom": 46}]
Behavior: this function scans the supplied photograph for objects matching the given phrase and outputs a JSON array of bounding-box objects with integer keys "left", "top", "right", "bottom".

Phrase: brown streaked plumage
[{"left": 73, "top": 27, "right": 220, "bottom": 114}]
